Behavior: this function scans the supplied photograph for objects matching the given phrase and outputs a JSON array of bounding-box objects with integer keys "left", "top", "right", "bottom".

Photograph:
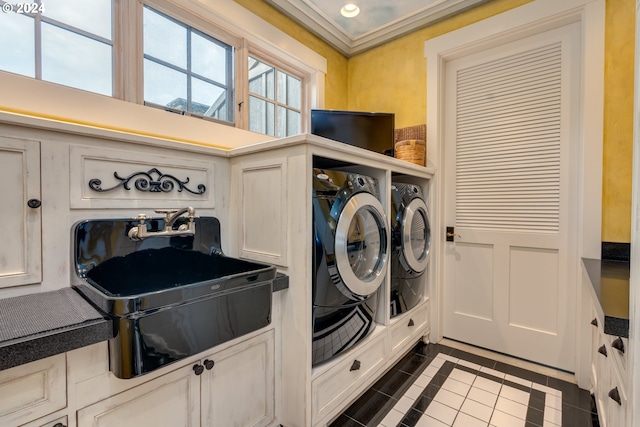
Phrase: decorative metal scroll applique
[{"left": 89, "top": 168, "right": 206, "bottom": 195}]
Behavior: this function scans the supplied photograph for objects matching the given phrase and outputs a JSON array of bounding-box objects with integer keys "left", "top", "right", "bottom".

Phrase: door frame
[{"left": 424, "top": 0, "right": 604, "bottom": 377}]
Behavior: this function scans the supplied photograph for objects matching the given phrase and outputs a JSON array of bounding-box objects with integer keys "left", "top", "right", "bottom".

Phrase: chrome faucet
[{"left": 128, "top": 207, "right": 197, "bottom": 241}]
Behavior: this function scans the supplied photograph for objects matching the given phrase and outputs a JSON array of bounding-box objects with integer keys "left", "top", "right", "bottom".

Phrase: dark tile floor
[{"left": 329, "top": 342, "right": 599, "bottom": 427}]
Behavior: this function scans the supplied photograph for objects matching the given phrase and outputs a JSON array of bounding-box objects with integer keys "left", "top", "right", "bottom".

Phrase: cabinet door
[
  {"left": 0, "top": 136, "right": 41, "bottom": 288},
  {"left": 0, "top": 354, "right": 65, "bottom": 427},
  {"left": 77, "top": 363, "right": 200, "bottom": 427},
  {"left": 201, "top": 331, "right": 275, "bottom": 427}
]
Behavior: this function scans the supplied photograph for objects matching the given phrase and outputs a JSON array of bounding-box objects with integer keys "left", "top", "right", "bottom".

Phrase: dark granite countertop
[
  {"left": 0, "top": 274, "right": 288, "bottom": 371},
  {"left": 582, "top": 258, "right": 630, "bottom": 338},
  {"left": 0, "top": 288, "right": 113, "bottom": 371}
]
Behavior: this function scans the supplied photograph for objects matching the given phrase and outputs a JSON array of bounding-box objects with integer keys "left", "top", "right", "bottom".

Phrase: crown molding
[{"left": 265, "top": 0, "right": 489, "bottom": 57}]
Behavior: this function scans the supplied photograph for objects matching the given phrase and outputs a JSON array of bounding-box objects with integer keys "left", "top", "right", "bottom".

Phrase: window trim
[
  {"left": 141, "top": 0, "right": 325, "bottom": 133},
  {"left": 0, "top": 0, "right": 327, "bottom": 143},
  {"left": 246, "top": 53, "right": 305, "bottom": 137},
  {"left": 142, "top": 4, "right": 236, "bottom": 123}
]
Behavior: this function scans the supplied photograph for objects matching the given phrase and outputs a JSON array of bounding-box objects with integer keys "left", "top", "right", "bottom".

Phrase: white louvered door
[{"left": 443, "top": 23, "right": 580, "bottom": 371}]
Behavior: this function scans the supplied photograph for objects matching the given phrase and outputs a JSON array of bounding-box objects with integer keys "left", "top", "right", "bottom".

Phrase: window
[
  {"left": 0, "top": 0, "right": 113, "bottom": 96},
  {"left": 143, "top": 6, "right": 234, "bottom": 123},
  {"left": 248, "top": 57, "right": 301, "bottom": 137},
  {"left": 0, "top": 0, "right": 324, "bottom": 136}
]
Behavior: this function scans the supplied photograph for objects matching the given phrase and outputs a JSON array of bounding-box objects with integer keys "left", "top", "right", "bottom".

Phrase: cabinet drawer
[
  {"left": 20, "top": 414, "right": 67, "bottom": 427},
  {"left": 77, "top": 363, "right": 199, "bottom": 427},
  {"left": 608, "top": 335, "right": 628, "bottom": 391},
  {"left": 605, "top": 362, "right": 627, "bottom": 427},
  {"left": 312, "top": 332, "right": 387, "bottom": 424},
  {"left": 390, "top": 302, "right": 429, "bottom": 353},
  {"left": 0, "top": 354, "right": 66, "bottom": 426}
]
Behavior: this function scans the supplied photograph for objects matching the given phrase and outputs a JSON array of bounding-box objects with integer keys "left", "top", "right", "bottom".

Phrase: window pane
[
  {"left": 191, "top": 31, "right": 228, "bottom": 84},
  {"left": 276, "top": 71, "right": 286, "bottom": 105},
  {"left": 277, "top": 71, "right": 302, "bottom": 109},
  {"left": 191, "top": 77, "right": 226, "bottom": 119},
  {"left": 41, "top": 22, "right": 112, "bottom": 95},
  {"left": 0, "top": 12, "right": 35, "bottom": 77},
  {"left": 43, "top": 0, "right": 112, "bottom": 40},
  {"left": 287, "top": 108, "right": 301, "bottom": 136},
  {"left": 277, "top": 105, "right": 286, "bottom": 138},
  {"left": 248, "top": 58, "right": 274, "bottom": 99},
  {"left": 276, "top": 106, "right": 300, "bottom": 137},
  {"left": 144, "top": 59, "right": 186, "bottom": 108},
  {"left": 287, "top": 75, "right": 301, "bottom": 109},
  {"left": 144, "top": 7, "right": 186, "bottom": 69},
  {"left": 249, "top": 96, "right": 274, "bottom": 136}
]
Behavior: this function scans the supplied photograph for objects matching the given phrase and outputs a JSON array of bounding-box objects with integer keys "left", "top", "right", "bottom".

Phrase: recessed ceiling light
[{"left": 340, "top": 3, "right": 360, "bottom": 18}]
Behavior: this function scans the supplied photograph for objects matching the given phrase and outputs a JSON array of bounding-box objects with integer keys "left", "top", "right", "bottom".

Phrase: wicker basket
[{"left": 395, "top": 139, "right": 426, "bottom": 166}]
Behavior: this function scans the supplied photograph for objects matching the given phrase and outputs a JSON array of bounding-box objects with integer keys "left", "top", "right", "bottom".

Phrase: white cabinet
[
  {"left": 0, "top": 354, "right": 66, "bottom": 427},
  {"left": 390, "top": 302, "right": 430, "bottom": 354},
  {"left": 20, "top": 414, "right": 67, "bottom": 427},
  {"left": 231, "top": 138, "right": 434, "bottom": 427},
  {"left": 76, "top": 331, "right": 275, "bottom": 427},
  {"left": 312, "top": 329, "right": 387, "bottom": 424},
  {"left": 0, "top": 136, "right": 41, "bottom": 289},
  {"left": 77, "top": 361, "right": 200, "bottom": 427},
  {"left": 585, "top": 279, "right": 629, "bottom": 427},
  {"left": 201, "top": 330, "right": 275, "bottom": 427}
]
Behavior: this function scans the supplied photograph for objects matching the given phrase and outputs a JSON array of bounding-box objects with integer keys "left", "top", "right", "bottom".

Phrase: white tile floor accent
[{"left": 379, "top": 353, "right": 564, "bottom": 427}]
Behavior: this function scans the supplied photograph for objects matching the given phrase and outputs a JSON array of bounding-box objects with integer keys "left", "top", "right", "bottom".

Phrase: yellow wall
[
  {"left": 237, "top": 0, "right": 635, "bottom": 243},
  {"left": 347, "top": 0, "right": 532, "bottom": 128},
  {"left": 602, "top": 0, "right": 635, "bottom": 242}
]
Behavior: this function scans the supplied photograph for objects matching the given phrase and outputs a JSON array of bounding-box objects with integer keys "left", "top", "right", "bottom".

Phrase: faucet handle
[
  {"left": 154, "top": 208, "right": 180, "bottom": 215},
  {"left": 133, "top": 213, "right": 152, "bottom": 223}
]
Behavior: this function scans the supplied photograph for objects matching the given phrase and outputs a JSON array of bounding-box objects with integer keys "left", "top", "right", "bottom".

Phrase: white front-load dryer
[
  {"left": 312, "top": 168, "right": 388, "bottom": 366},
  {"left": 390, "top": 182, "right": 430, "bottom": 317}
]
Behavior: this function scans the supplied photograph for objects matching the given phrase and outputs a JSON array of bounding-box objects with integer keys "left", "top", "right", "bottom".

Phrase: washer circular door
[
  {"left": 334, "top": 192, "right": 388, "bottom": 296},
  {"left": 401, "top": 198, "right": 430, "bottom": 273}
]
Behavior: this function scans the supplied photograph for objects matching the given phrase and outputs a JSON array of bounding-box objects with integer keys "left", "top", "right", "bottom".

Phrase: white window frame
[
  {"left": 243, "top": 46, "right": 309, "bottom": 135},
  {"left": 0, "top": 0, "right": 116, "bottom": 95},
  {"left": 129, "top": 0, "right": 325, "bottom": 132},
  {"left": 0, "top": 0, "right": 326, "bottom": 141}
]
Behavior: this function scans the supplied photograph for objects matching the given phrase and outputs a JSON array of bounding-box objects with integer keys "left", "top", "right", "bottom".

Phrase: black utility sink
[{"left": 73, "top": 216, "right": 276, "bottom": 379}]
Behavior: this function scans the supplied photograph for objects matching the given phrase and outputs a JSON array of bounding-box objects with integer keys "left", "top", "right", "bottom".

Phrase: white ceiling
[{"left": 264, "top": 0, "right": 489, "bottom": 57}]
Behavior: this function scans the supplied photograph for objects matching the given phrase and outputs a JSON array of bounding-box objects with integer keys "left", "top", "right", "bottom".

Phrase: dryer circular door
[
  {"left": 334, "top": 192, "right": 388, "bottom": 297},
  {"left": 400, "top": 197, "right": 430, "bottom": 273}
]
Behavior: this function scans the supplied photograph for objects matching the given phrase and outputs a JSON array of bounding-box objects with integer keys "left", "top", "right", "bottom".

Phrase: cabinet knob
[
  {"left": 608, "top": 387, "right": 622, "bottom": 405},
  {"left": 27, "top": 198, "right": 42, "bottom": 208},
  {"left": 193, "top": 364, "right": 204, "bottom": 376},
  {"left": 612, "top": 337, "right": 625, "bottom": 354},
  {"left": 408, "top": 318, "right": 415, "bottom": 327},
  {"left": 597, "top": 345, "right": 607, "bottom": 357},
  {"left": 204, "top": 359, "right": 215, "bottom": 370},
  {"left": 590, "top": 318, "right": 598, "bottom": 327},
  {"left": 53, "top": 424, "right": 66, "bottom": 427},
  {"left": 350, "top": 360, "right": 361, "bottom": 371}
]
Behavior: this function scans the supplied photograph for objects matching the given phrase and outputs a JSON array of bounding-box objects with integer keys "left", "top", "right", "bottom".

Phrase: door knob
[
  {"left": 193, "top": 364, "right": 204, "bottom": 375},
  {"left": 27, "top": 199, "right": 41, "bottom": 208}
]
